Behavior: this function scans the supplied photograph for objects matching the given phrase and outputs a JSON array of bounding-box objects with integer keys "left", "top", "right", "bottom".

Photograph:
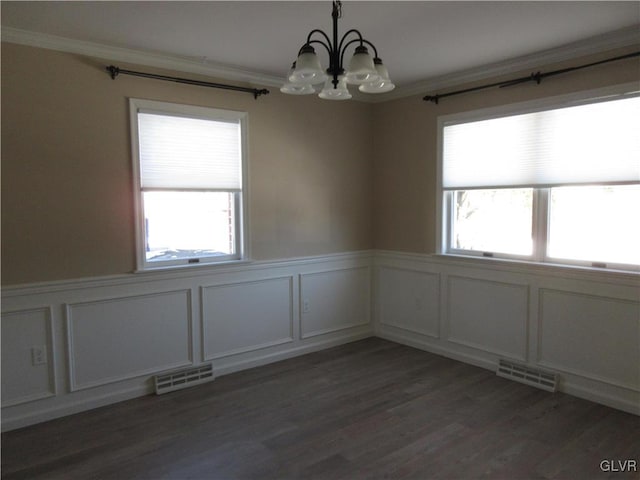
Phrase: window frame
[
  {"left": 436, "top": 83, "right": 640, "bottom": 272},
  {"left": 129, "top": 98, "right": 250, "bottom": 272}
]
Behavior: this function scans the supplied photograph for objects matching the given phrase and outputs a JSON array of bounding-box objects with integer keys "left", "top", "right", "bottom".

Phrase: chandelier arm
[
  {"left": 306, "top": 29, "right": 333, "bottom": 52},
  {"left": 339, "top": 39, "right": 359, "bottom": 70},
  {"left": 361, "top": 39, "right": 379, "bottom": 59},
  {"left": 337, "top": 29, "right": 365, "bottom": 57},
  {"left": 306, "top": 39, "right": 333, "bottom": 60}
]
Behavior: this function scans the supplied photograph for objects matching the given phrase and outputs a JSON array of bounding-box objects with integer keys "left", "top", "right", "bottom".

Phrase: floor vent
[
  {"left": 154, "top": 364, "right": 214, "bottom": 395},
  {"left": 497, "top": 359, "right": 557, "bottom": 392}
]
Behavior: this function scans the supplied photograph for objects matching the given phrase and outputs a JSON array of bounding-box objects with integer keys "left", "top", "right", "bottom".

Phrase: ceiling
[{"left": 2, "top": 1, "right": 639, "bottom": 96}]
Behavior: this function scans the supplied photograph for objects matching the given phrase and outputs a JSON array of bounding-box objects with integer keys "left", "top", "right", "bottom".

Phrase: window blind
[
  {"left": 442, "top": 96, "right": 640, "bottom": 190},
  {"left": 137, "top": 112, "right": 242, "bottom": 190}
]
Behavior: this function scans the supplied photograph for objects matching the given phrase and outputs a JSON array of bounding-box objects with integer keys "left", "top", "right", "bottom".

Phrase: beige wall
[
  {"left": 2, "top": 42, "right": 638, "bottom": 285},
  {"left": 1, "top": 43, "right": 373, "bottom": 285},
  {"left": 372, "top": 47, "right": 640, "bottom": 254}
]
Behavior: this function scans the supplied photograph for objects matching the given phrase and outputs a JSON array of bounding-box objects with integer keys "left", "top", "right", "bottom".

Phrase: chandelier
[{"left": 280, "top": 1, "right": 395, "bottom": 100}]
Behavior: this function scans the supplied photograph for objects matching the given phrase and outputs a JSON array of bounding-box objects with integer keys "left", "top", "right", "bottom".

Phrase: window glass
[
  {"left": 452, "top": 189, "right": 533, "bottom": 256},
  {"left": 548, "top": 185, "right": 640, "bottom": 265},
  {"left": 144, "top": 191, "right": 235, "bottom": 262}
]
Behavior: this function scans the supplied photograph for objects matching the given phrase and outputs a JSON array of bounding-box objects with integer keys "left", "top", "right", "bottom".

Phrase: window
[
  {"left": 439, "top": 86, "right": 640, "bottom": 270},
  {"left": 130, "top": 99, "right": 248, "bottom": 270}
]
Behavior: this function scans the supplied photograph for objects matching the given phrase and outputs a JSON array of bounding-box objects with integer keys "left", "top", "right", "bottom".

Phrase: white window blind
[
  {"left": 442, "top": 95, "right": 640, "bottom": 190},
  {"left": 138, "top": 112, "right": 242, "bottom": 190}
]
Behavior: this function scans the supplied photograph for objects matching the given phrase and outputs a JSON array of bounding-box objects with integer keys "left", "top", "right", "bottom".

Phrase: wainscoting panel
[
  {"left": 66, "top": 290, "right": 192, "bottom": 391},
  {"left": 538, "top": 289, "right": 640, "bottom": 391},
  {"left": 1, "top": 252, "right": 374, "bottom": 431},
  {"left": 447, "top": 275, "right": 529, "bottom": 361},
  {"left": 2, "top": 250, "right": 638, "bottom": 430},
  {"left": 1, "top": 307, "right": 55, "bottom": 407},
  {"left": 201, "top": 277, "right": 294, "bottom": 360},
  {"left": 374, "top": 251, "right": 639, "bottom": 415},
  {"left": 377, "top": 267, "right": 439, "bottom": 338},
  {"left": 300, "top": 267, "right": 371, "bottom": 339}
]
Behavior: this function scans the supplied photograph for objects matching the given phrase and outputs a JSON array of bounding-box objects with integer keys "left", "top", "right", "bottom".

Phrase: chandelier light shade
[
  {"left": 359, "top": 58, "right": 395, "bottom": 93},
  {"left": 282, "top": 1, "right": 394, "bottom": 100},
  {"left": 289, "top": 46, "right": 328, "bottom": 85},
  {"left": 280, "top": 83, "right": 316, "bottom": 95},
  {"left": 345, "top": 45, "right": 379, "bottom": 85},
  {"left": 280, "top": 63, "right": 317, "bottom": 94},
  {"left": 318, "top": 75, "right": 352, "bottom": 100}
]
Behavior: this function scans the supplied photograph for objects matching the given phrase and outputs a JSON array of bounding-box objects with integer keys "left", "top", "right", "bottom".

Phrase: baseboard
[
  {"left": 1, "top": 329, "right": 374, "bottom": 432},
  {"left": 212, "top": 329, "right": 374, "bottom": 378},
  {"left": 378, "top": 330, "right": 640, "bottom": 416},
  {"left": 1, "top": 385, "right": 152, "bottom": 432},
  {"left": 376, "top": 330, "right": 496, "bottom": 373}
]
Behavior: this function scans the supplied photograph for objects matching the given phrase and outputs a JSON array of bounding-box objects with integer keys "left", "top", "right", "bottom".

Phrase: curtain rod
[
  {"left": 106, "top": 65, "right": 270, "bottom": 99},
  {"left": 423, "top": 51, "right": 640, "bottom": 104}
]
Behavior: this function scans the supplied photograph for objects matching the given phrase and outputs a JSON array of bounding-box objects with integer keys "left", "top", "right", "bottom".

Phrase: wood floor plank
[{"left": 2, "top": 338, "right": 638, "bottom": 480}]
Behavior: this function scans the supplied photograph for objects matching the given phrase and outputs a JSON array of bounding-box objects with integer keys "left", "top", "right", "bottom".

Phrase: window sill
[
  {"left": 432, "top": 253, "right": 640, "bottom": 282},
  {"left": 134, "top": 258, "right": 254, "bottom": 275}
]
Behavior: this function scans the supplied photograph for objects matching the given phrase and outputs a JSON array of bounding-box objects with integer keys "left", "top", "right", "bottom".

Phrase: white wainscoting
[
  {"left": 1, "top": 307, "right": 56, "bottom": 407},
  {"left": 1, "top": 252, "right": 373, "bottom": 431},
  {"left": 447, "top": 276, "right": 529, "bottom": 362},
  {"left": 300, "top": 267, "right": 371, "bottom": 339},
  {"left": 2, "top": 250, "right": 638, "bottom": 430},
  {"left": 201, "top": 277, "right": 294, "bottom": 360},
  {"left": 66, "top": 290, "right": 193, "bottom": 391},
  {"left": 374, "top": 251, "right": 640, "bottom": 415},
  {"left": 377, "top": 267, "right": 440, "bottom": 338},
  {"left": 538, "top": 288, "right": 640, "bottom": 392}
]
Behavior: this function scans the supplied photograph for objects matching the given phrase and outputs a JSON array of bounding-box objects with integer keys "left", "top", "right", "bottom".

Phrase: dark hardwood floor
[{"left": 2, "top": 338, "right": 639, "bottom": 480}]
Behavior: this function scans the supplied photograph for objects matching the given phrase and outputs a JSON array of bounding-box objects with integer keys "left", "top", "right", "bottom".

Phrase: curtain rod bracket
[
  {"left": 533, "top": 71, "right": 542, "bottom": 85},
  {"left": 107, "top": 65, "right": 120, "bottom": 80}
]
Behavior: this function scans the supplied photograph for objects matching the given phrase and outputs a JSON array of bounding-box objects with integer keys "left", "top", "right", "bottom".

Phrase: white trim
[
  {"left": 1, "top": 250, "right": 374, "bottom": 297},
  {"left": 128, "top": 98, "right": 250, "bottom": 271},
  {"left": 436, "top": 83, "right": 640, "bottom": 269},
  {"left": 375, "top": 250, "right": 639, "bottom": 286},
  {"left": 0, "top": 27, "right": 283, "bottom": 88},
  {"left": 298, "top": 266, "right": 372, "bottom": 339},
  {"left": 445, "top": 275, "right": 529, "bottom": 362},
  {"left": 205, "top": 338, "right": 295, "bottom": 361},
  {"left": 2, "top": 25, "right": 638, "bottom": 103},
  {"left": 377, "top": 327, "right": 640, "bottom": 416},
  {"left": 210, "top": 329, "right": 373, "bottom": 378},
  {"left": 536, "top": 288, "right": 640, "bottom": 393},
  {"left": 199, "top": 276, "right": 295, "bottom": 361},
  {"left": 0, "top": 306, "right": 57, "bottom": 407},
  {"left": 377, "top": 266, "right": 441, "bottom": 339},
  {"left": 437, "top": 82, "right": 640, "bottom": 128},
  {"left": 65, "top": 289, "right": 193, "bottom": 392},
  {"left": 381, "top": 26, "right": 640, "bottom": 102},
  {"left": 2, "top": 250, "right": 637, "bottom": 432},
  {"left": 2, "top": 329, "right": 373, "bottom": 432},
  {"left": 1, "top": 384, "right": 153, "bottom": 433}
]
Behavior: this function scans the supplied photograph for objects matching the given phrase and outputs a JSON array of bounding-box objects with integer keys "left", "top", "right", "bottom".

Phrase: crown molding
[
  {"left": 379, "top": 25, "right": 640, "bottom": 102},
  {"left": 3, "top": 25, "right": 639, "bottom": 103},
  {"left": 1, "top": 27, "right": 284, "bottom": 88}
]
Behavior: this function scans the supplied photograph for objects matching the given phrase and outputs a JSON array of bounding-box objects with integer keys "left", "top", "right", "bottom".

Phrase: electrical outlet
[
  {"left": 303, "top": 300, "right": 310, "bottom": 313},
  {"left": 31, "top": 346, "right": 47, "bottom": 366}
]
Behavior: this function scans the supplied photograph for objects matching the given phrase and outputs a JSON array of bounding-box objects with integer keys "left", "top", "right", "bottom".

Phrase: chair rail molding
[{"left": 2, "top": 249, "right": 638, "bottom": 431}]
